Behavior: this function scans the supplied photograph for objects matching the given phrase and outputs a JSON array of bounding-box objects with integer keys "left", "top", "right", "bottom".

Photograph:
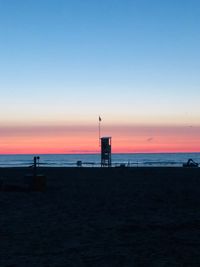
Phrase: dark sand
[{"left": 1, "top": 167, "right": 200, "bottom": 266}]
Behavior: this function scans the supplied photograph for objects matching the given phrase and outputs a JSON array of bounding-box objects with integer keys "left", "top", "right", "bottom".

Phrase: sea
[{"left": 0, "top": 153, "right": 200, "bottom": 167}]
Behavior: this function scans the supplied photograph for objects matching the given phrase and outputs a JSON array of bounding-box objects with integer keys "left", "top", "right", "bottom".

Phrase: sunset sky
[{"left": 0, "top": 0, "right": 200, "bottom": 154}]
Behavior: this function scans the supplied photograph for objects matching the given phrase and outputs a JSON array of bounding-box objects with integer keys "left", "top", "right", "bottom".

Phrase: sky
[{"left": 0, "top": 0, "right": 200, "bottom": 154}]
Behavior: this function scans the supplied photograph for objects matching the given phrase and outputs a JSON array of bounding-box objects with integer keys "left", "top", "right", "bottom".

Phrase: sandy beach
[{"left": 1, "top": 167, "right": 200, "bottom": 266}]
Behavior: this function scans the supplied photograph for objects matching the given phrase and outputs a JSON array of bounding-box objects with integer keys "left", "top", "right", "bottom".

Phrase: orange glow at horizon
[{"left": 0, "top": 124, "right": 200, "bottom": 154}]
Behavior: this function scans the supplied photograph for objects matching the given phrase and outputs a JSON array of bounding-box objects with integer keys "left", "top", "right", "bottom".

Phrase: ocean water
[{"left": 0, "top": 153, "right": 200, "bottom": 167}]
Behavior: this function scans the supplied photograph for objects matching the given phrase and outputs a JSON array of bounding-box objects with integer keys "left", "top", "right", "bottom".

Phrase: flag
[{"left": 99, "top": 116, "right": 102, "bottom": 122}]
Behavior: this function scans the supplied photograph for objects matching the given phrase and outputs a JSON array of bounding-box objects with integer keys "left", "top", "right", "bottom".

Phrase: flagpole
[{"left": 99, "top": 120, "right": 101, "bottom": 147}]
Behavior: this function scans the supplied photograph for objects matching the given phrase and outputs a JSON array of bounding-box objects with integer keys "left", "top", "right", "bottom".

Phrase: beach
[{"left": 1, "top": 167, "right": 200, "bottom": 266}]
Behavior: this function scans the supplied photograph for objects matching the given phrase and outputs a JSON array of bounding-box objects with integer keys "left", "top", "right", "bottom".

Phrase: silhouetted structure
[
  {"left": 26, "top": 156, "right": 46, "bottom": 191},
  {"left": 101, "top": 137, "right": 112, "bottom": 167},
  {"left": 33, "top": 156, "right": 40, "bottom": 177},
  {"left": 183, "top": 158, "right": 198, "bottom": 167},
  {"left": 0, "top": 156, "right": 46, "bottom": 192}
]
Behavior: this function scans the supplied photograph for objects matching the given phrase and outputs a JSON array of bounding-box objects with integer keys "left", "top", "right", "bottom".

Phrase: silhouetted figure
[{"left": 77, "top": 161, "right": 82, "bottom": 167}]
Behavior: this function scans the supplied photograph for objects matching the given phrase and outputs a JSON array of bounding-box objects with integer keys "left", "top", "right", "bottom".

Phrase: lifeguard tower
[{"left": 101, "top": 137, "right": 112, "bottom": 167}]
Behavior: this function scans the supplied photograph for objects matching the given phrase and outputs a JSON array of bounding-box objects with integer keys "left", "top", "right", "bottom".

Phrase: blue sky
[{"left": 0, "top": 0, "right": 200, "bottom": 152}]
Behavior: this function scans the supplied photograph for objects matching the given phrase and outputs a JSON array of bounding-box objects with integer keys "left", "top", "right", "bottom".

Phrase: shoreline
[{"left": 0, "top": 152, "right": 200, "bottom": 168}]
